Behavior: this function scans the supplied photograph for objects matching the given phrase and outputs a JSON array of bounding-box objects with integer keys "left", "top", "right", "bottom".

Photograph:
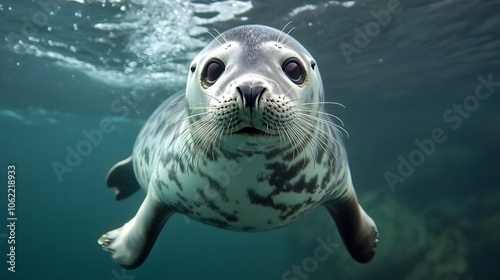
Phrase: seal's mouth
[{"left": 233, "top": 127, "right": 267, "bottom": 136}]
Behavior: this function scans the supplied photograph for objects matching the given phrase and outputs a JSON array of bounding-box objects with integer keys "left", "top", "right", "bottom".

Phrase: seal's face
[{"left": 185, "top": 25, "right": 324, "bottom": 152}]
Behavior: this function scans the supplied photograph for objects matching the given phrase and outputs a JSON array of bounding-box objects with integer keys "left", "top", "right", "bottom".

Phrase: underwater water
[{"left": 0, "top": 0, "right": 499, "bottom": 279}]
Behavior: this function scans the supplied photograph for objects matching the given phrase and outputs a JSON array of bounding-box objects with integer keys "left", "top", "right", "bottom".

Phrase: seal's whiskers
[
  {"left": 162, "top": 103, "right": 213, "bottom": 136},
  {"left": 206, "top": 30, "right": 224, "bottom": 47},
  {"left": 165, "top": 111, "right": 211, "bottom": 146},
  {"left": 186, "top": 116, "right": 221, "bottom": 168},
  {"left": 284, "top": 121, "right": 310, "bottom": 167},
  {"left": 172, "top": 113, "right": 217, "bottom": 170},
  {"left": 213, "top": 28, "right": 228, "bottom": 44},
  {"left": 294, "top": 111, "right": 349, "bottom": 139},
  {"left": 276, "top": 21, "right": 295, "bottom": 48},
  {"left": 293, "top": 113, "right": 341, "bottom": 167}
]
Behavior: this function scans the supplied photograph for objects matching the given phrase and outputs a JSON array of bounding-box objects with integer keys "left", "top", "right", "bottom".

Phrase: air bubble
[{"left": 128, "top": 61, "right": 138, "bottom": 68}]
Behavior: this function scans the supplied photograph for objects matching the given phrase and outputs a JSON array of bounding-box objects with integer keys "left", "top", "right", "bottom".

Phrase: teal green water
[{"left": 1, "top": 0, "right": 499, "bottom": 279}]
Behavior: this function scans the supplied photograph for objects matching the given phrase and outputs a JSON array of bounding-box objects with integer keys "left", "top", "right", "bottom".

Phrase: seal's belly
[
  {"left": 131, "top": 92, "right": 347, "bottom": 231},
  {"left": 154, "top": 155, "right": 332, "bottom": 231}
]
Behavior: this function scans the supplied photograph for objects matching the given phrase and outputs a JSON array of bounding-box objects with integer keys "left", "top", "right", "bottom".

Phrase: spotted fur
[
  {"left": 99, "top": 25, "right": 378, "bottom": 269},
  {"left": 131, "top": 91, "right": 350, "bottom": 230}
]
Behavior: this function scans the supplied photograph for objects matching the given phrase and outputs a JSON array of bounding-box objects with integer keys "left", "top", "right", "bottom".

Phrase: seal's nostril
[{"left": 237, "top": 86, "right": 265, "bottom": 108}]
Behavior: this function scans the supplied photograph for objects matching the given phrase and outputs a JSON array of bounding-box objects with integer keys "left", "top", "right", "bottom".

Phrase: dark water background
[{"left": 0, "top": 0, "right": 499, "bottom": 279}]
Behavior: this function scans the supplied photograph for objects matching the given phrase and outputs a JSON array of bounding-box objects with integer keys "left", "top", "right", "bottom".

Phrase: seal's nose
[{"left": 237, "top": 86, "right": 265, "bottom": 108}]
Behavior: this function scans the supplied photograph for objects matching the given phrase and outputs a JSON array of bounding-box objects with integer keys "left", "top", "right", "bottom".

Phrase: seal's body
[{"left": 99, "top": 25, "right": 378, "bottom": 269}]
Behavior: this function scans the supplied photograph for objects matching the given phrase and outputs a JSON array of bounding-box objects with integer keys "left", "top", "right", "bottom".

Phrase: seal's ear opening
[
  {"left": 311, "top": 60, "right": 316, "bottom": 70},
  {"left": 190, "top": 65, "right": 196, "bottom": 73}
]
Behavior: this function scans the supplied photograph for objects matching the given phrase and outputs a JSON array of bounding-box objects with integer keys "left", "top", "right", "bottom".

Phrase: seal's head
[{"left": 185, "top": 25, "right": 325, "bottom": 152}]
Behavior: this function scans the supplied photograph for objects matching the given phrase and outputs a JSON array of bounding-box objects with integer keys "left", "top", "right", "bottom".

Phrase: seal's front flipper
[
  {"left": 106, "top": 157, "right": 140, "bottom": 200},
  {"left": 98, "top": 191, "right": 173, "bottom": 269},
  {"left": 324, "top": 196, "right": 379, "bottom": 263}
]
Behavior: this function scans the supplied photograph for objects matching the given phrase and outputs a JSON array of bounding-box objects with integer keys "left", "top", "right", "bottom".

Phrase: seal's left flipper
[
  {"left": 98, "top": 191, "right": 173, "bottom": 269},
  {"left": 324, "top": 195, "right": 379, "bottom": 263},
  {"left": 106, "top": 157, "right": 141, "bottom": 200}
]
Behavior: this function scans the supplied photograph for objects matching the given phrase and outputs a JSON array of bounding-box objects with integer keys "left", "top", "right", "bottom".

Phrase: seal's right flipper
[
  {"left": 98, "top": 191, "right": 173, "bottom": 269},
  {"left": 324, "top": 195, "right": 379, "bottom": 263},
  {"left": 106, "top": 157, "right": 141, "bottom": 200}
]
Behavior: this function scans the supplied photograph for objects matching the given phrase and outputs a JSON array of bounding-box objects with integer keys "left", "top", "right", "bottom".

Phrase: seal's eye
[
  {"left": 202, "top": 59, "right": 225, "bottom": 86},
  {"left": 282, "top": 58, "right": 305, "bottom": 84}
]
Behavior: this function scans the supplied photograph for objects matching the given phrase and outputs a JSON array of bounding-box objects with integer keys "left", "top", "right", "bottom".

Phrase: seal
[{"left": 98, "top": 24, "right": 379, "bottom": 269}]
